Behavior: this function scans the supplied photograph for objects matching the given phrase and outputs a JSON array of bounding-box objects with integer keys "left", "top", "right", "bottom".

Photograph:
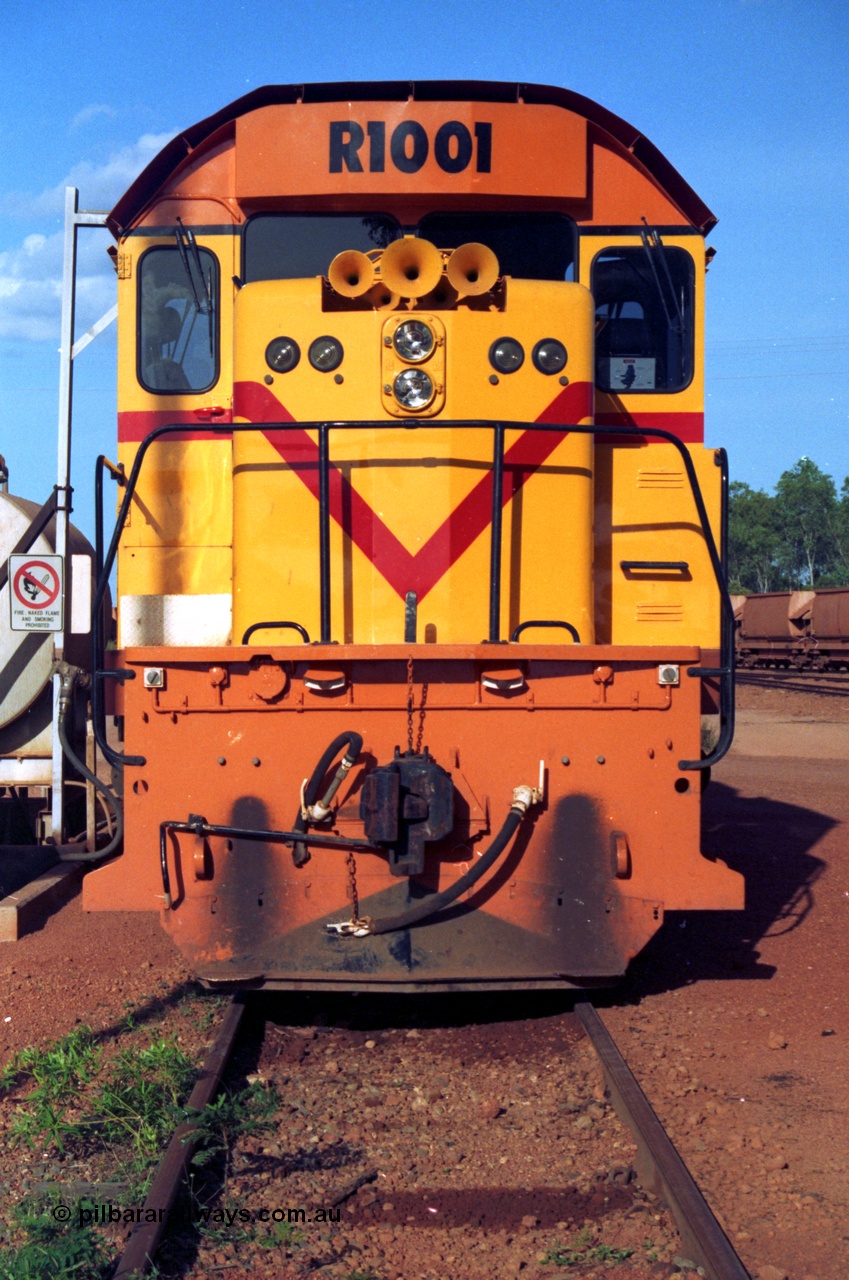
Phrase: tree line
[{"left": 728, "top": 458, "right": 849, "bottom": 594}]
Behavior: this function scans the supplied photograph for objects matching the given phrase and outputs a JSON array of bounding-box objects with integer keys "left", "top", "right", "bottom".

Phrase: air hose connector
[
  {"left": 292, "top": 732, "right": 364, "bottom": 865},
  {"left": 327, "top": 776, "right": 541, "bottom": 937}
]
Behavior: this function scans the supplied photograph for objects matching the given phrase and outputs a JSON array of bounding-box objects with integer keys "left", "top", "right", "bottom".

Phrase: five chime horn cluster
[{"left": 327, "top": 237, "right": 500, "bottom": 303}]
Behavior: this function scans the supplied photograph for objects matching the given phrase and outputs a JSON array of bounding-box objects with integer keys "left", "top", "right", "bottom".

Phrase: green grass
[
  {"left": 2, "top": 1027, "right": 101, "bottom": 1153},
  {"left": 257, "top": 1219, "right": 305, "bottom": 1249},
  {"left": 0, "top": 1195, "right": 112, "bottom": 1280},
  {"left": 0, "top": 999, "right": 282, "bottom": 1278},
  {"left": 2, "top": 1028, "right": 196, "bottom": 1190},
  {"left": 83, "top": 1039, "right": 197, "bottom": 1185},
  {"left": 0, "top": 1011, "right": 205, "bottom": 1274},
  {"left": 188, "top": 1079, "right": 278, "bottom": 1174},
  {"left": 542, "top": 1226, "right": 636, "bottom": 1267}
]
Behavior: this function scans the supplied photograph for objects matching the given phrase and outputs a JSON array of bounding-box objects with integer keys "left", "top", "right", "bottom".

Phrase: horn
[
  {"left": 379, "top": 237, "right": 444, "bottom": 298},
  {"left": 446, "top": 242, "right": 500, "bottom": 296},
  {"left": 328, "top": 249, "right": 375, "bottom": 298},
  {"left": 365, "top": 282, "right": 400, "bottom": 311}
]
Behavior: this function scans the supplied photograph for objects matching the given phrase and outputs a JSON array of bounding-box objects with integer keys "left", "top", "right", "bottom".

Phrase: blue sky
[{"left": 1, "top": 0, "right": 846, "bottom": 541}]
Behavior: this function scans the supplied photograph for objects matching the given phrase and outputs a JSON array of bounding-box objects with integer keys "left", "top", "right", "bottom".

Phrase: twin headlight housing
[
  {"left": 489, "top": 337, "right": 568, "bottom": 376},
  {"left": 382, "top": 315, "right": 445, "bottom": 416},
  {"left": 265, "top": 335, "right": 345, "bottom": 374},
  {"left": 391, "top": 320, "right": 437, "bottom": 409}
]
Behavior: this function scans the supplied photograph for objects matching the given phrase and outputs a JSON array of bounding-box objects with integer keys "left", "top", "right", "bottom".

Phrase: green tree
[
  {"left": 827, "top": 476, "right": 849, "bottom": 582},
  {"left": 774, "top": 458, "right": 838, "bottom": 587},
  {"left": 727, "top": 480, "right": 780, "bottom": 592}
]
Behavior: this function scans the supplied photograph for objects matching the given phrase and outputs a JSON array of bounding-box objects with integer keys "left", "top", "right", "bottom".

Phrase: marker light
[
  {"left": 532, "top": 338, "right": 568, "bottom": 374},
  {"left": 394, "top": 368, "right": 434, "bottom": 410},
  {"left": 489, "top": 337, "right": 524, "bottom": 374},
  {"left": 265, "top": 337, "right": 300, "bottom": 373},
  {"left": 393, "top": 320, "right": 435, "bottom": 363},
  {"left": 309, "top": 336, "right": 344, "bottom": 372}
]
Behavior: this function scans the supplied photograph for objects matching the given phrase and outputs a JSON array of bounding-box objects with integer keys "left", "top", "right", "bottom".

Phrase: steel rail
[
  {"left": 113, "top": 995, "right": 752, "bottom": 1278},
  {"left": 112, "top": 995, "right": 248, "bottom": 1279},
  {"left": 575, "top": 1002, "right": 751, "bottom": 1280}
]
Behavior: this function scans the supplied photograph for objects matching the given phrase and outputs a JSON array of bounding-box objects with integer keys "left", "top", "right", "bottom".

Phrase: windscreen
[{"left": 243, "top": 212, "right": 576, "bottom": 283}]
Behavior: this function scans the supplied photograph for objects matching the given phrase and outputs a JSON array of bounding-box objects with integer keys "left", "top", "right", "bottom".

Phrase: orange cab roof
[{"left": 108, "top": 80, "right": 716, "bottom": 238}]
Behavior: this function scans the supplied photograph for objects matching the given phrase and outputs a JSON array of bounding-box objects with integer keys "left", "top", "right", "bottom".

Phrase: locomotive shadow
[{"left": 606, "top": 778, "right": 831, "bottom": 1002}]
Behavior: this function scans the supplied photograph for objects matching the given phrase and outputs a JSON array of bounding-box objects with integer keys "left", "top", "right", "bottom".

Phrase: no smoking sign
[{"left": 9, "top": 554, "right": 64, "bottom": 631}]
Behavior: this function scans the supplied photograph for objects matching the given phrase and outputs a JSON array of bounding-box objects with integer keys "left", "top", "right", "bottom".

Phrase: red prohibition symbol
[{"left": 13, "top": 559, "right": 61, "bottom": 610}]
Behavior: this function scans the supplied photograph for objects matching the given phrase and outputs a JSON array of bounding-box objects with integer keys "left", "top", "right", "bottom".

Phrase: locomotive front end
[{"left": 82, "top": 83, "right": 742, "bottom": 988}]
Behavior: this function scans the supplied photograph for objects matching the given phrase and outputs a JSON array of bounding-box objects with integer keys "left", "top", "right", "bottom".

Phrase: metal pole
[
  {"left": 488, "top": 422, "right": 505, "bottom": 642},
  {"left": 51, "top": 187, "right": 110, "bottom": 840},
  {"left": 55, "top": 187, "right": 79, "bottom": 641},
  {"left": 319, "top": 423, "right": 331, "bottom": 643},
  {"left": 51, "top": 189, "right": 80, "bottom": 839}
]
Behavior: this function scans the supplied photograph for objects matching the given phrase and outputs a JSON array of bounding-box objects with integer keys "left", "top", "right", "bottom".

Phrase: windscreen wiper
[
  {"left": 174, "top": 218, "right": 211, "bottom": 317},
  {"left": 640, "top": 219, "right": 684, "bottom": 334}
]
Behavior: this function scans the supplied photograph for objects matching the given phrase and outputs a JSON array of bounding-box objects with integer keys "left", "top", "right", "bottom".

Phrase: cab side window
[
  {"left": 138, "top": 246, "right": 218, "bottom": 393},
  {"left": 592, "top": 246, "right": 694, "bottom": 393}
]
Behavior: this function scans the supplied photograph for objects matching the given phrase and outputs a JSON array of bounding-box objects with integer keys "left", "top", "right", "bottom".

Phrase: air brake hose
[
  {"left": 366, "top": 799, "right": 528, "bottom": 936},
  {"left": 291, "top": 731, "right": 364, "bottom": 866},
  {"left": 54, "top": 665, "right": 124, "bottom": 863}
]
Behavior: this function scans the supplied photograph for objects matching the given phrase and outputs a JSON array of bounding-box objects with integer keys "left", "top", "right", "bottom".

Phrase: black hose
[
  {"left": 367, "top": 806, "right": 524, "bottom": 935},
  {"left": 56, "top": 670, "right": 124, "bottom": 863},
  {"left": 291, "top": 731, "right": 363, "bottom": 866}
]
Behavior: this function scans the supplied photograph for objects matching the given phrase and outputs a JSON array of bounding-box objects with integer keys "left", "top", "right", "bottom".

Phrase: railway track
[
  {"left": 112, "top": 996, "right": 751, "bottom": 1280},
  {"left": 736, "top": 667, "right": 849, "bottom": 706},
  {"left": 737, "top": 668, "right": 849, "bottom": 685}
]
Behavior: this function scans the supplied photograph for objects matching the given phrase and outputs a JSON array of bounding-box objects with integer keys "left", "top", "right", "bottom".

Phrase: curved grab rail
[
  {"left": 241, "top": 620, "right": 311, "bottom": 645},
  {"left": 511, "top": 619, "right": 581, "bottom": 644}
]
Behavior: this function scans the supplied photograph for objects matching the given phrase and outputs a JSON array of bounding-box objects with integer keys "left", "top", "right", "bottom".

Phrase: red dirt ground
[{"left": 1, "top": 672, "right": 846, "bottom": 1280}]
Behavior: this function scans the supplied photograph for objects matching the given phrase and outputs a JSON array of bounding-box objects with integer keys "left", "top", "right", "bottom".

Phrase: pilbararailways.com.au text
[{"left": 55, "top": 1202, "right": 341, "bottom": 1228}]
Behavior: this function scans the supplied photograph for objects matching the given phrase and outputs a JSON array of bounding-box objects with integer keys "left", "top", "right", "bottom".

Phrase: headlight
[
  {"left": 265, "top": 337, "right": 300, "bottom": 373},
  {"left": 393, "top": 320, "right": 435, "bottom": 363},
  {"left": 309, "top": 335, "right": 344, "bottom": 372},
  {"left": 394, "top": 368, "right": 434, "bottom": 410},
  {"left": 489, "top": 337, "right": 524, "bottom": 374},
  {"left": 532, "top": 338, "right": 567, "bottom": 375}
]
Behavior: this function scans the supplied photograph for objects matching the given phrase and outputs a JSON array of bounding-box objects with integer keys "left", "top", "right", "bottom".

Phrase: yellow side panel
[
  {"left": 118, "top": 545, "right": 233, "bottom": 598},
  {"left": 117, "top": 440, "right": 233, "bottom": 548},
  {"left": 595, "top": 442, "right": 721, "bottom": 648}
]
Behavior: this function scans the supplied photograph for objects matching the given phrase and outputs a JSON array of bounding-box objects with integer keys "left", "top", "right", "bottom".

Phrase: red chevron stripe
[
  {"left": 595, "top": 408, "right": 703, "bottom": 443},
  {"left": 233, "top": 381, "right": 594, "bottom": 600},
  {"left": 118, "top": 407, "right": 233, "bottom": 442},
  {"left": 117, "top": 387, "right": 700, "bottom": 603}
]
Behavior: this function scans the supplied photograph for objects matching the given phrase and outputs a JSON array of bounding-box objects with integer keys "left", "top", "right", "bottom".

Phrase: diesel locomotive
[{"left": 19, "top": 81, "right": 743, "bottom": 988}]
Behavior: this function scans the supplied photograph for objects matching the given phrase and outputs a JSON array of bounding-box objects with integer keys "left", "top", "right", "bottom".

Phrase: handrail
[
  {"left": 92, "top": 419, "right": 733, "bottom": 772},
  {"left": 241, "top": 620, "right": 310, "bottom": 645},
  {"left": 511, "top": 619, "right": 581, "bottom": 643}
]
